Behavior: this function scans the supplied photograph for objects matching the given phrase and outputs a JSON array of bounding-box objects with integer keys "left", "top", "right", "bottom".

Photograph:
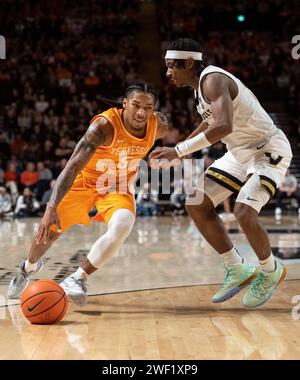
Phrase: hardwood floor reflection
[
  {"left": 1, "top": 215, "right": 300, "bottom": 359},
  {"left": 1, "top": 280, "right": 300, "bottom": 359}
]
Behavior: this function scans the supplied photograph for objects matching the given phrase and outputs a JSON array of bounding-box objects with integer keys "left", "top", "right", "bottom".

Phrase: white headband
[{"left": 165, "top": 50, "right": 203, "bottom": 60}]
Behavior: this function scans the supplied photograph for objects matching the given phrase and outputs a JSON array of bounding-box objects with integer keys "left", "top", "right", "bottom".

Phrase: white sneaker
[
  {"left": 7, "top": 259, "right": 44, "bottom": 299},
  {"left": 60, "top": 276, "right": 87, "bottom": 306}
]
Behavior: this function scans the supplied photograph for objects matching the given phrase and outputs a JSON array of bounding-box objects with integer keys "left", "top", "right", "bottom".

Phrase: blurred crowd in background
[
  {"left": 158, "top": 0, "right": 300, "bottom": 146},
  {"left": 0, "top": 0, "right": 299, "bottom": 218}
]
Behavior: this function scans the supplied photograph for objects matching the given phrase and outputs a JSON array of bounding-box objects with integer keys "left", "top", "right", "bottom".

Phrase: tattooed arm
[
  {"left": 35, "top": 117, "right": 113, "bottom": 244},
  {"left": 48, "top": 117, "right": 113, "bottom": 208},
  {"left": 48, "top": 119, "right": 112, "bottom": 208}
]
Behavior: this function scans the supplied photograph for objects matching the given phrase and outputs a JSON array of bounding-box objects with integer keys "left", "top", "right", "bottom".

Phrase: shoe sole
[
  {"left": 212, "top": 271, "right": 258, "bottom": 304},
  {"left": 242, "top": 266, "right": 287, "bottom": 309}
]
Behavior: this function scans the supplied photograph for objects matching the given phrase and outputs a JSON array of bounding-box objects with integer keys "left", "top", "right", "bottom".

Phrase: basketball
[{"left": 20, "top": 280, "right": 68, "bottom": 325}]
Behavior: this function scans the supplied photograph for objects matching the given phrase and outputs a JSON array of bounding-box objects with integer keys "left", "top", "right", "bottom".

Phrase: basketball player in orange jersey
[{"left": 8, "top": 83, "right": 168, "bottom": 306}]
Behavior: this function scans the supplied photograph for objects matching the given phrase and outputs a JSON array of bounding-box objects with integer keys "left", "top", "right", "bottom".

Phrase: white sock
[
  {"left": 87, "top": 208, "right": 135, "bottom": 268},
  {"left": 221, "top": 247, "right": 243, "bottom": 266},
  {"left": 73, "top": 267, "right": 88, "bottom": 281},
  {"left": 259, "top": 253, "right": 276, "bottom": 272},
  {"left": 24, "top": 259, "right": 38, "bottom": 273}
]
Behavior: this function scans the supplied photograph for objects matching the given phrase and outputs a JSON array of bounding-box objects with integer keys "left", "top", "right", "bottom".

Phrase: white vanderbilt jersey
[
  {"left": 195, "top": 65, "right": 278, "bottom": 151},
  {"left": 196, "top": 66, "right": 293, "bottom": 213}
]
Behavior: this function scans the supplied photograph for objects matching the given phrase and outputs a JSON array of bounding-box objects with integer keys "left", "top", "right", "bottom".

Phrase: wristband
[{"left": 175, "top": 132, "right": 211, "bottom": 157}]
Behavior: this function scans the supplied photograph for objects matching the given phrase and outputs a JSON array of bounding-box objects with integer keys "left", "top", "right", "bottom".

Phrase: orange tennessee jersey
[{"left": 81, "top": 107, "right": 158, "bottom": 194}]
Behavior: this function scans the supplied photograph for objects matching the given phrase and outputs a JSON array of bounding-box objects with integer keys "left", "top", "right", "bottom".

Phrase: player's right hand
[
  {"left": 35, "top": 206, "right": 62, "bottom": 245},
  {"left": 148, "top": 147, "right": 182, "bottom": 169}
]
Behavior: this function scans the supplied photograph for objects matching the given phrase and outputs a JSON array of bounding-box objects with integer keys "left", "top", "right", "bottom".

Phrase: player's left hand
[{"left": 35, "top": 206, "right": 62, "bottom": 245}]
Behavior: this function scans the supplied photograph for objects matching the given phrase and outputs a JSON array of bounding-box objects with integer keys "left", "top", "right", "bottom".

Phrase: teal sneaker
[
  {"left": 242, "top": 260, "right": 286, "bottom": 309},
  {"left": 212, "top": 261, "right": 258, "bottom": 303}
]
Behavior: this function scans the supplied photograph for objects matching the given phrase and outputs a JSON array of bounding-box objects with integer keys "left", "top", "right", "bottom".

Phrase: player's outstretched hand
[
  {"left": 149, "top": 147, "right": 180, "bottom": 168},
  {"left": 35, "top": 206, "right": 62, "bottom": 245}
]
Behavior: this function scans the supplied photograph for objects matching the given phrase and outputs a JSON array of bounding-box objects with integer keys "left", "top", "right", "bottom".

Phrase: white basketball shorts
[{"left": 204, "top": 129, "right": 293, "bottom": 213}]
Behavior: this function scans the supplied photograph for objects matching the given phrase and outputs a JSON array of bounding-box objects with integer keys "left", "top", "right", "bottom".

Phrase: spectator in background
[
  {"left": 40, "top": 140, "right": 56, "bottom": 164},
  {"left": 22, "top": 136, "right": 41, "bottom": 162},
  {"left": 54, "top": 137, "right": 73, "bottom": 160},
  {"left": 10, "top": 133, "right": 26, "bottom": 158},
  {"left": 15, "top": 187, "right": 40, "bottom": 218},
  {"left": 0, "top": 186, "right": 12, "bottom": 218},
  {"left": 20, "top": 162, "right": 38, "bottom": 192},
  {"left": 4, "top": 162, "right": 18, "bottom": 184},
  {"left": 84, "top": 71, "right": 100, "bottom": 88},
  {"left": 136, "top": 183, "right": 159, "bottom": 217},
  {"left": 17, "top": 106, "right": 32, "bottom": 130},
  {"left": 8, "top": 155, "right": 23, "bottom": 176},
  {"left": 275, "top": 169, "right": 300, "bottom": 218},
  {"left": 0, "top": 133, "right": 11, "bottom": 161},
  {"left": 35, "top": 94, "right": 49, "bottom": 113},
  {"left": 40, "top": 179, "right": 56, "bottom": 212},
  {"left": 4, "top": 162, "right": 19, "bottom": 203},
  {"left": 36, "top": 162, "right": 53, "bottom": 201},
  {"left": 56, "top": 64, "right": 73, "bottom": 88},
  {"left": 170, "top": 180, "right": 186, "bottom": 216},
  {"left": 53, "top": 158, "right": 68, "bottom": 179}
]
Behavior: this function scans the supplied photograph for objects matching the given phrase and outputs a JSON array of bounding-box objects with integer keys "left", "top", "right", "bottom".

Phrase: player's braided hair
[
  {"left": 124, "top": 83, "right": 157, "bottom": 102},
  {"left": 170, "top": 38, "right": 205, "bottom": 74},
  {"left": 97, "top": 82, "right": 157, "bottom": 108}
]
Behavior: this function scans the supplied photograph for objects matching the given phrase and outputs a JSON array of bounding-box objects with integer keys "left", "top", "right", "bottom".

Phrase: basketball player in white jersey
[{"left": 150, "top": 38, "right": 293, "bottom": 308}]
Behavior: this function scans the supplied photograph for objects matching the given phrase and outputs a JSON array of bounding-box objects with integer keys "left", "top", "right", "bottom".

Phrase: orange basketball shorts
[{"left": 50, "top": 174, "right": 136, "bottom": 233}]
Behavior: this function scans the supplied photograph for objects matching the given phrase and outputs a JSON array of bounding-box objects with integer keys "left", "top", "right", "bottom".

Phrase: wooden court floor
[{"left": 0, "top": 215, "right": 300, "bottom": 359}]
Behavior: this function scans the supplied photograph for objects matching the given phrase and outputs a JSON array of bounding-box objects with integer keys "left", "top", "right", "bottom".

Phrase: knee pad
[{"left": 108, "top": 208, "right": 135, "bottom": 238}]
